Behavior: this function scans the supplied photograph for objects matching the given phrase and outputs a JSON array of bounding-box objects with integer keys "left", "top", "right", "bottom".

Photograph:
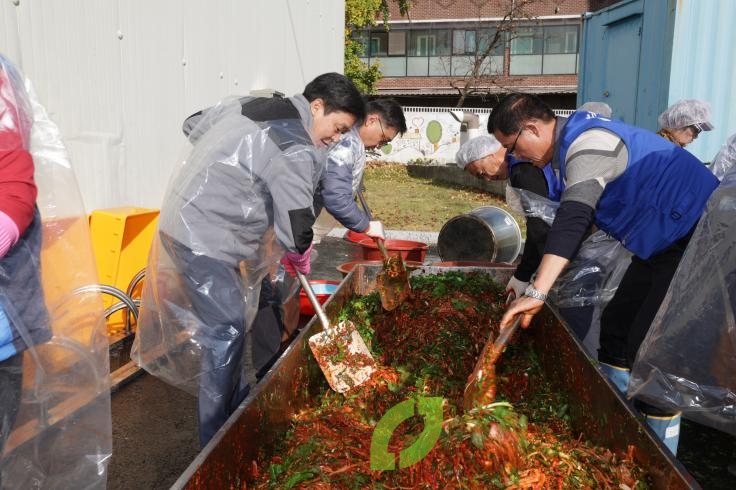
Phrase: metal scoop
[
  {"left": 374, "top": 238, "right": 412, "bottom": 311},
  {"left": 297, "top": 271, "right": 376, "bottom": 393},
  {"left": 356, "top": 188, "right": 412, "bottom": 311},
  {"left": 463, "top": 311, "right": 521, "bottom": 410}
]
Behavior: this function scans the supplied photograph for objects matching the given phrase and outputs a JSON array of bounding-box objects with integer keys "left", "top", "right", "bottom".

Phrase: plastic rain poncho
[
  {"left": 132, "top": 94, "right": 323, "bottom": 404},
  {"left": 629, "top": 166, "right": 736, "bottom": 435},
  {"left": 0, "top": 54, "right": 110, "bottom": 489},
  {"left": 709, "top": 132, "right": 736, "bottom": 181},
  {"left": 506, "top": 185, "right": 632, "bottom": 356}
]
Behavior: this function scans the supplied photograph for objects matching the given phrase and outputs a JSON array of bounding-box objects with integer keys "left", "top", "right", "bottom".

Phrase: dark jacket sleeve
[
  {"left": 509, "top": 163, "right": 550, "bottom": 282},
  {"left": 543, "top": 200, "right": 596, "bottom": 260}
]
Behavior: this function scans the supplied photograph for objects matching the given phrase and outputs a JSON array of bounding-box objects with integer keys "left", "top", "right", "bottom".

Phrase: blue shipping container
[{"left": 578, "top": 0, "right": 736, "bottom": 162}]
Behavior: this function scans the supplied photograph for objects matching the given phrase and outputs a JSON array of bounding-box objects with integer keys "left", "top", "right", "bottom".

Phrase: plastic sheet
[
  {"left": 0, "top": 55, "right": 111, "bottom": 489},
  {"left": 548, "top": 231, "right": 633, "bottom": 355},
  {"left": 709, "top": 132, "right": 736, "bottom": 181},
  {"left": 630, "top": 166, "right": 736, "bottom": 435},
  {"left": 132, "top": 95, "right": 324, "bottom": 399}
]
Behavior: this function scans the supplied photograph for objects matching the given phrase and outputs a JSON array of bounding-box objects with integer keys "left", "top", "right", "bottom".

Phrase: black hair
[
  {"left": 487, "top": 93, "right": 556, "bottom": 135},
  {"left": 366, "top": 97, "right": 407, "bottom": 135},
  {"left": 303, "top": 72, "right": 366, "bottom": 122}
]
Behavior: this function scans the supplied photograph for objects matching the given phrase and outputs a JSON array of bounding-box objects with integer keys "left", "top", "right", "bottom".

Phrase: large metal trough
[{"left": 172, "top": 265, "right": 700, "bottom": 489}]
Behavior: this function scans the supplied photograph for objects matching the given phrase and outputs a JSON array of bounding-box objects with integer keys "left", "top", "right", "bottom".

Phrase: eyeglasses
[
  {"left": 507, "top": 127, "right": 524, "bottom": 155},
  {"left": 690, "top": 124, "right": 703, "bottom": 136},
  {"left": 377, "top": 118, "right": 391, "bottom": 146}
]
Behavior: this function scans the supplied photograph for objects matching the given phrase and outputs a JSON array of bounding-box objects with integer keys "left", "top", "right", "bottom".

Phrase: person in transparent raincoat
[
  {"left": 132, "top": 73, "right": 365, "bottom": 447},
  {"left": 0, "top": 54, "right": 111, "bottom": 489},
  {"left": 0, "top": 53, "right": 50, "bottom": 468}
]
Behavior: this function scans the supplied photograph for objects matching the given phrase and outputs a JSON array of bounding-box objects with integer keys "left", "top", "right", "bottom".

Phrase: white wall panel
[{"left": 0, "top": 0, "right": 345, "bottom": 211}]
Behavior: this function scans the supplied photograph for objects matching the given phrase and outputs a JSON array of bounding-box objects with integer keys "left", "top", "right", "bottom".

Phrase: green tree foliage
[{"left": 344, "top": 0, "right": 410, "bottom": 93}]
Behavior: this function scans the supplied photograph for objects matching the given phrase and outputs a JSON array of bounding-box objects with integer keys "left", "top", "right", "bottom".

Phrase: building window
[
  {"left": 542, "top": 25, "right": 578, "bottom": 74},
  {"left": 370, "top": 31, "right": 388, "bottom": 57},
  {"left": 510, "top": 25, "right": 578, "bottom": 75},
  {"left": 352, "top": 30, "right": 370, "bottom": 57},
  {"left": 409, "top": 29, "right": 451, "bottom": 57},
  {"left": 388, "top": 31, "right": 406, "bottom": 55},
  {"left": 358, "top": 22, "right": 578, "bottom": 79},
  {"left": 453, "top": 30, "right": 477, "bottom": 55}
]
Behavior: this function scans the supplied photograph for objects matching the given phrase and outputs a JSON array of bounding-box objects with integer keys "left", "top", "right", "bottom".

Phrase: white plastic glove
[
  {"left": 364, "top": 220, "right": 385, "bottom": 240},
  {"left": 506, "top": 275, "right": 528, "bottom": 300}
]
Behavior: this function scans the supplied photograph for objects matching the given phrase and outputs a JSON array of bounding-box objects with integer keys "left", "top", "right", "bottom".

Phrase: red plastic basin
[
  {"left": 358, "top": 239, "right": 428, "bottom": 262},
  {"left": 299, "top": 280, "right": 341, "bottom": 316},
  {"left": 428, "top": 261, "right": 515, "bottom": 268},
  {"left": 336, "top": 260, "right": 424, "bottom": 277},
  {"left": 345, "top": 229, "right": 370, "bottom": 243}
]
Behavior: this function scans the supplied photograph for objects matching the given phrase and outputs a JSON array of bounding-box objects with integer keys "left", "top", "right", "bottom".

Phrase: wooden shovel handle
[{"left": 374, "top": 237, "right": 391, "bottom": 262}]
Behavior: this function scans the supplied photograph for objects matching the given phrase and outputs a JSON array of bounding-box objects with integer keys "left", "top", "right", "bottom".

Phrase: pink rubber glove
[
  {"left": 281, "top": 244, "right": 313, "bottom": 277},
  {"left": 0, "top": 211, "right": 20, "bottom": 259}
]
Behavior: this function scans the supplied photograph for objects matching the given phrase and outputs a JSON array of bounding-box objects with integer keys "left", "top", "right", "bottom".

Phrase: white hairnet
[
  {"left": 578, "top": 101, "right": 612, "bottom": 118},
  {"left": 709, "top": 132, "right": 736, "bottom": 180},
  {"left": 657, "top": 99, "right": 714, "bottom": 130},
  {"left": 455, "top": 135, "right": 501, "bottom": 169}
]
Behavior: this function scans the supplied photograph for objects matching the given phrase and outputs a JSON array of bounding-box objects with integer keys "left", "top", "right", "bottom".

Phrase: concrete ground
[{"left": 108, "top": 234, "right": 735, "bottom": 489}]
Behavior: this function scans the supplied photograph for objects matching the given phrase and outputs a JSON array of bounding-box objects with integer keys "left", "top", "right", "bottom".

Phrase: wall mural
[
  {"left": 375, "top": 110, "right": 491, "bottom": 164},
  {"left": 375, "top": 108, "right": 572, "bottom": 164}
]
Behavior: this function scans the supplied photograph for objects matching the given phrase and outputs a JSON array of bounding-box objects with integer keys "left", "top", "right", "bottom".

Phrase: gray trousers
[{"left": 167, "top": 238, "right": 283, "bottom": 447}]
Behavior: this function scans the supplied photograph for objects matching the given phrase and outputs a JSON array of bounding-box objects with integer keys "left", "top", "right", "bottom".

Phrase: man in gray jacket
[
  {"left": 313, "top": 98, "right": 407, "bottom": 241},
  {"left": 133, "top": 73, "right": 365, "bottom": 447}
]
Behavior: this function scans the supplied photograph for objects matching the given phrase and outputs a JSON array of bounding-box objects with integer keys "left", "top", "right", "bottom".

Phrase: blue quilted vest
[
  {"left": 507, "top": 155, "right": 562, "bottom": 201},
  {"left": 557, "top": 111, "right": 718, "bottom": 259}
]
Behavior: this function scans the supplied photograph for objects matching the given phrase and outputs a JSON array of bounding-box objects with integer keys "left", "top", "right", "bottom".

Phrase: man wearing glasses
[
  {"left": 657, "top": 99, "right": 714, "bottom": 148},
  {"left": 490, "top": 93, "right": 718, "bottom": 456},
  {"left": 312, "top": 98, "right": 407, "bottom": 244}
]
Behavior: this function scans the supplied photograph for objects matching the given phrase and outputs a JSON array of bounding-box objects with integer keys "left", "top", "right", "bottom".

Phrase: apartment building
[{"left": 352, "top": 0, "right": 620, "bottom": 108}]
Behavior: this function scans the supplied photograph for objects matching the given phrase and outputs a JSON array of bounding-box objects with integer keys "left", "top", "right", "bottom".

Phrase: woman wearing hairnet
[
  {"left": 132, "top": 73, "right": 365, "bottom": 447},
  {"left": 657, "top": 99, "right": 714, "bottom": 148}
]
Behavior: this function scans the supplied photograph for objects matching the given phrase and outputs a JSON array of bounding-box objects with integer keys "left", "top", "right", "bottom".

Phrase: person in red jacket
[{"left": 0, "top": 54, "right": 50, "bottom": 464}]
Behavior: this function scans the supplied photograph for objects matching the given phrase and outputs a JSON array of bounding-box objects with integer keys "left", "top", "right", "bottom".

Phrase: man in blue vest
[
  {"left": 490, "top": 93, "right": 719, "bottom": 455},
  {"left": 455, "top": 101, "right": 615, "bottom": 354}
]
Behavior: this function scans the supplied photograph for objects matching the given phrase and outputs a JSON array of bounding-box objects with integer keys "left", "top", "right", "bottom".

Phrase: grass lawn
[{"left": 362, "top": 162, "right": 525, "bottom": 234}]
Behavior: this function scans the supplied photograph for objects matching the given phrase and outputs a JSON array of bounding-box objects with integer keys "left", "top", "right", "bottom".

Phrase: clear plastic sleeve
[
  {"left": 0, "top": 55, "right": 111, "bottom": 489},
  {"left": 629, "top": 167, "right": 736, "bottom": 435},
  {"left": 708, "top": 132, "right": 736, "bottom": 181},
  {"left": 547, "top": 231, "right": 632, "bottom": 356},
  {"left": 505, "top": 186, "right": 559, "bottom": 226}
]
